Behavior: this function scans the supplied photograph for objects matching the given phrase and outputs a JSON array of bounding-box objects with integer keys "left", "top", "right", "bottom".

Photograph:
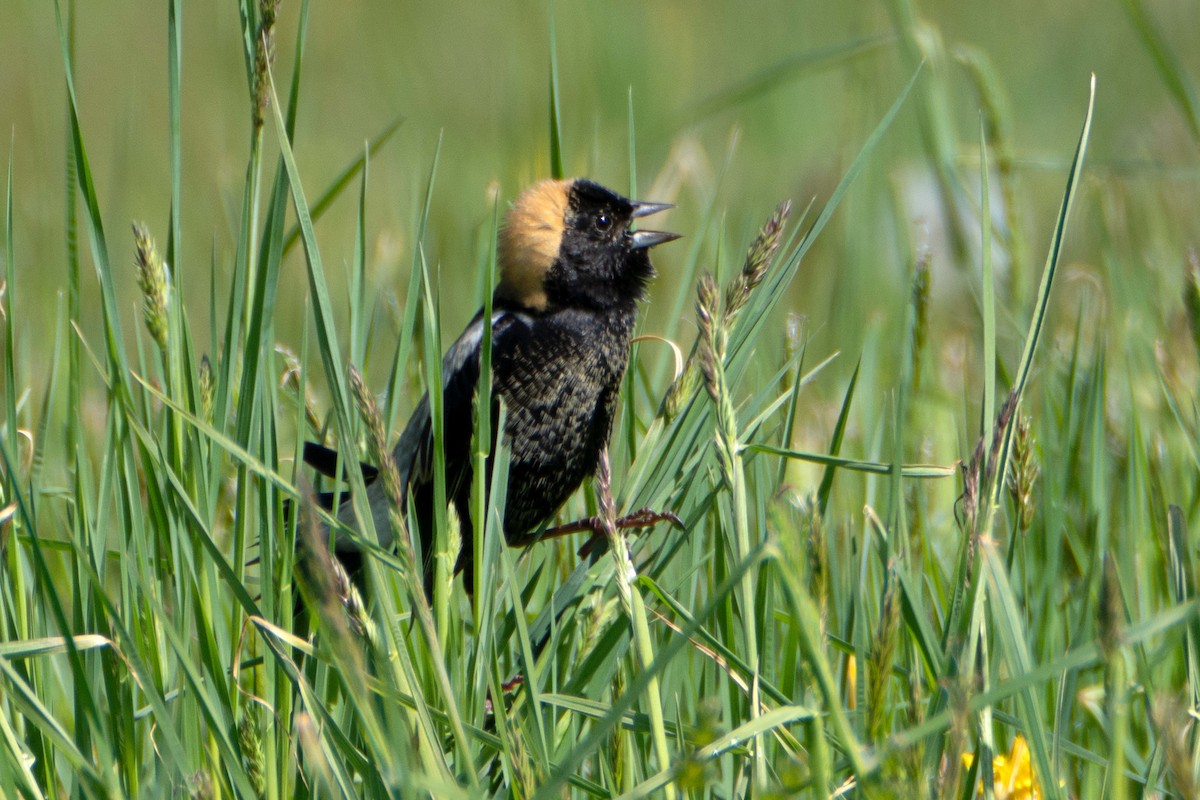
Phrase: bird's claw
[
  {"left": 614, "top": 507, "right": 683, "bottom": 531},
  {"left": 571, "top": 507, "right": 683, "bottom": 559}
]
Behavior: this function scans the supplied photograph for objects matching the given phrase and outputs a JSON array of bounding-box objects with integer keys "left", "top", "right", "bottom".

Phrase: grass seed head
[
  {"left": 660, "top": 359, "right": 698, "bottom": 421},
  {"left": 348, "top": 364, "right": 416, "bottom": 581},
  {"left": 1007, "top": 413, "right": 1039, "bottom": 532},
  {"left": 696, "top": 272, "right": 721, "bottom": 401},
  {"left": 198, "top": 354, "right": 215, "bottom": 425},
  {"left": 237, "top": 709, "right": 266, "bottom": 796},
  {"left": 723, "top": 200, "right": 791, "bottom": 324},
  {"left": 132, "top": 222, "right": 170, "bottom": 349},
  {"left": 348, "top": 365, "right": 401, "bottom": 513},
  {"left": 252, "top": 0, "right": 279, "bottom": 131},
  {"left": 276, "top": 344, "right": 322, "bottom": 435},
  {"left": 867, "top": 563, "right": 901, "bottom": 744}
]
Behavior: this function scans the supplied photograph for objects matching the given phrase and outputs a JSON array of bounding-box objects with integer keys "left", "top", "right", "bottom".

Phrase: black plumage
[{"left": 308, "top": 178, "right": 678, "bottom": 596}]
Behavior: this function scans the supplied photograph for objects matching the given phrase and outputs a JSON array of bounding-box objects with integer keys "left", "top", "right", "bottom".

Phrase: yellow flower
[{"left": 962, "top": 735, "right": 1041, "bottom": 800}]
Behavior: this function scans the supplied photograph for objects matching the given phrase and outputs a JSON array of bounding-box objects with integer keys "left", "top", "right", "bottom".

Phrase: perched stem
[
  {"left": 597, "top": 449, "right": 676, "bottom": 800},
  {"left": 697, "top": 272, "right": 764, "bottom": 785},
  {"left": 348, "top": 364, "right": 479, "bottom": 790}
]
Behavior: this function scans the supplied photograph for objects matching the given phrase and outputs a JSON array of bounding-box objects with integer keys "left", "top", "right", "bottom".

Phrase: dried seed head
[{"left": 132, "top": 222, "right": 170, "bottom": 349}]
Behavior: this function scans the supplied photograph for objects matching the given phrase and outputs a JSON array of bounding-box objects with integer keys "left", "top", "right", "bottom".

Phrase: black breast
[
  {"left": 494, "top": 307, "right": 633, "bottom": 542},
  {"left": 399, "top": 304, "right": 635, "bottom": 595}
]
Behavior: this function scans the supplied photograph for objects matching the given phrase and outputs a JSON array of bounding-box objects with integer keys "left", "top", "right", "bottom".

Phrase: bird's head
[{"left": 497, "top": 178, "right": 679, "bottom": 312}]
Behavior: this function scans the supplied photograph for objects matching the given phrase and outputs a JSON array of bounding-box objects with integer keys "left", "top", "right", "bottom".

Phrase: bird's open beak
[
  {"left": 629, "top": 200, "right": 680, "bottom": 249},
  {"left": 630, "top": 229, "right": 681, "bottom": 249},
  {"left": 631, "top": 201, "right": 673, "bottom": 219}
]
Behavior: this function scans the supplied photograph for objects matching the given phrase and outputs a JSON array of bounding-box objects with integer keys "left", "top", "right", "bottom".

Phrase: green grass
[{"left": 2, "top": 1, "right": 1200, "bottom": 797}]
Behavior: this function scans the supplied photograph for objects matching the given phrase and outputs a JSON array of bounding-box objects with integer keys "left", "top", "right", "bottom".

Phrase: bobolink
[{"left": 306, "top": 178, "right": 679, "bottom": 596}]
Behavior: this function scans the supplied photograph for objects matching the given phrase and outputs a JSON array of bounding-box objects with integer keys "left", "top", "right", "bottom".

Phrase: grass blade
[{"left": 547, "top": 7, "right": 564, "bottom": 179}]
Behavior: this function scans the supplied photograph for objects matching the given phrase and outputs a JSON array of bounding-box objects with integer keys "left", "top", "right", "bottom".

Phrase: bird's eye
[{"left": 595, "top": 213, "right": 612, "bottom": 232}]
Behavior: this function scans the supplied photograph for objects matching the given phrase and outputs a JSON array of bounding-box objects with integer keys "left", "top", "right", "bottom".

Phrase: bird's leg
[
  {"left": 535, "top": 508, "right": 683, "bottom": 559},
  {"left": 484, "top": 674, "right": 526, "bottom": 716},
  {"left": 614, "top": 508, "right": 684, "bottom": 531}
]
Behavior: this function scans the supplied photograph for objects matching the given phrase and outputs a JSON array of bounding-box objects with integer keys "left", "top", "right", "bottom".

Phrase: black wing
[
  {"left": 314, "top": 310, "right": 532, "bottom": 574},
  {"left": 395, "top": 311, "right": 531, "bottom": 580},
  {"left": 303, "top": 441, "right": 379, "bottom": 484}
]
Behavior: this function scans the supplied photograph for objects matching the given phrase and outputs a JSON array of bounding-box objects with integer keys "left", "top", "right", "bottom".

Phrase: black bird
[{"left": 306, "top": 178, "right": 680, "bottom": 597}]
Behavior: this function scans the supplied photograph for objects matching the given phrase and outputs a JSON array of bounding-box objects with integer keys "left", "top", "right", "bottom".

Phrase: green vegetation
[{"left": 1, "top": 0, "right": 1199, "bottom": 796}]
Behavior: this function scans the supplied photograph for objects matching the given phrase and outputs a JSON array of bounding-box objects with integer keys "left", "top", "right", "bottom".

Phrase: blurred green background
[{"left": 2, "top": 0, "right": 1199, "bottom": 462}]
